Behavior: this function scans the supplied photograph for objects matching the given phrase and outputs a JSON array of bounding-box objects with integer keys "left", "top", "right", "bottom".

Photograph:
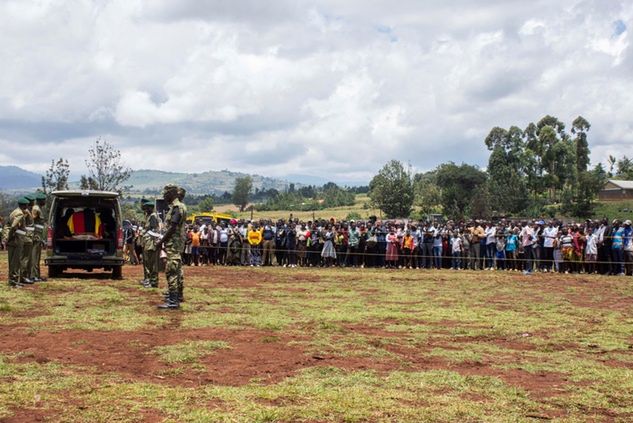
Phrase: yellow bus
[{"left": 186, "top": 212, "right": 233, "bottom": 226}]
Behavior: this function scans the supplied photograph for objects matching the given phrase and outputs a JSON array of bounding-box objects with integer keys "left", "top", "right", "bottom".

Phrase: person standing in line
[
  {"left": 542, "top": 221, "right": 558, "bottom": 272},
  {"left": 611, "top": 220, "right": 625, "bottom": 276},
  {"left": 7, "top": 198, "right": 30, "bottom": 287},
  {"left": 156, "top": 185, "right": 186, "bottom": 310},
  {"left": 261, "top": 222, "right": 275, "bottom": 266},
  {"left": 585, "top": 226, "right": 598, "bottom": 274},
  {"left": 520, "top": 221, "right": 535, "bottom": 274},
  {"left": 485, "top": 223, "right": 497, "bottom": 270},
  {"left": 20, "top": 194, "right": 36, "bottom": 284},
  {"left": 141, "top": 199, "right": 161, "bottom": 288},
  {"left": 30, "top": 192, "right": 48, "bottom": 282},
  {"left": 176, "top": 187, "right": 188, "bottom": 301},
  {"left": 623, "top": 220, "right": 633, "bottom": 275}
]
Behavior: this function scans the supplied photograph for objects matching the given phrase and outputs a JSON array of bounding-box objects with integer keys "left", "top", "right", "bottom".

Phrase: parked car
[{"left": 45, "top": 190, "right": 124, "bottom": 279}]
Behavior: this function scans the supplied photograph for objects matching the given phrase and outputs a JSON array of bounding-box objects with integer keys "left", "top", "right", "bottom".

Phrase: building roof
[{"left": 607, "top": 179, "right": 633, "bottom": 190}]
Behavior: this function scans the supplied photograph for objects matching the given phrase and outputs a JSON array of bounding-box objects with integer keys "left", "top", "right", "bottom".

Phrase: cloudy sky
[{"left": 0, "top": 0, "right": 631, "bottom": 184}]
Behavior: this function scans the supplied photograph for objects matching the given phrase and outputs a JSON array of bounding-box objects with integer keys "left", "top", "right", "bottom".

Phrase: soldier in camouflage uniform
[
  {"left": 8, "top": 198, "right": 30, "bottom": 287},
  {"left": 140, "top": 199, "right": 161, "bottom": 288},
  {"left": 20, "top": 194, "right": 36, "bottom": 284},
  {"left": 30, "top": 192, "right": 48, "bottom": 282},
  {"left": 156, "top": 185, "right": 186, "bottom": 309},
  {"left": 176, "top": 187, "right": 187, "bottom": 302}
]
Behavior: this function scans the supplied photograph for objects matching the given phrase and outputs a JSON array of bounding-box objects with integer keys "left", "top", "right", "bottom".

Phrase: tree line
[{"left": 369, "top": 115, "right": 621, "bottom": 220}]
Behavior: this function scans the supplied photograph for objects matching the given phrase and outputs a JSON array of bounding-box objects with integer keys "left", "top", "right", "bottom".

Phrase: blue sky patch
[{"left": 613, "top": 19, "right": 626, "bottom": 37}]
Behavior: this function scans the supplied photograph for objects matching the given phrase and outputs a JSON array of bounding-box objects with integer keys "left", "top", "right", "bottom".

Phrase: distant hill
[
  {"left": 0, "top": 165, "right": 298, "bottom": 195},
  {"left": 0, "top": 165, "right": 42, "bottom": 191},
  {"left": 127, "top": 169, "right": 293, "bottom": 195}
]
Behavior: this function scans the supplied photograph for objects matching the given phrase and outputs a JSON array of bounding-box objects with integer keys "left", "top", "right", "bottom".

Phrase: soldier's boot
[
  {"left": 8, "top": 281, "right": 23, "bottom": 288},
  {"left": 157, "top": 292, "right": 179, "bottom": 310},
  {"left": 142, "top": 280, "right": 156, "bottom": 288},
  {"left": 139, "top": 279, "right": 149, "bottom": 286},
  {"left": 21, "top": 278, "right": 35, "bottom": 285}
]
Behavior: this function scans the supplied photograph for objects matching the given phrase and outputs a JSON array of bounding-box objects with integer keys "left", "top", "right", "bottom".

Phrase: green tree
[
  {"left": 232, "top": 176, "right": 252, "bottom": 212},
  {"left": 572, "top": 116, "right": 591, "bottom": 173},
  {"left": 42, "top": 158, "right": 70, "bottom": 194},
  {"left": 615, "top": 156, "right": 633, "bottom": 179},
  {"left": 484, "top": 126, "right": 529, "bottom": 213},
  {"left": 81, "top": 138, "right": 131, "bottom": 194},
  {"left": 413, "top": 171, "right": 442, "bottom": 215},
  {"left": 435, "top": 162, "right": 487, "bottom": 219},
  {"left": 469, "top": 182, "right": 492, "bottom": 219},
  {"left": 369, "top": 160, "right": 414, "bottom": 218},
  {"left": 196, "top": 197, "right": 215, "bottom": 212}
]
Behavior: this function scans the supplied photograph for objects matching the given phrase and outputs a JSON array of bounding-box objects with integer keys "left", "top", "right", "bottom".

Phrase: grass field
[
  {"left": 213, "top": 195, "right": 384, "bottom": 221},
  {"left": 0, "top": 254, "right": 632, "bottom": 422}
]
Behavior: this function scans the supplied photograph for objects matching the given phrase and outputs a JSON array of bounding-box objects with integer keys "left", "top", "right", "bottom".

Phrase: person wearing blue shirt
[
  {"left": 624, "top": 220, "right": 632, "bottom": 275},
  {"left": 611, "top": 221, "right": 625, "bottom": 276}
]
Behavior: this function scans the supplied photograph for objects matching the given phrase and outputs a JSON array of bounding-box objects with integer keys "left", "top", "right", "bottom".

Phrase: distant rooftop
[{"left": 607, "top": 179, "right": 633, "bottom": 190}]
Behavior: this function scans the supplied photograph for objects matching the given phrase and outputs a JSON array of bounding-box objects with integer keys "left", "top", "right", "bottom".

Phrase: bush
[{"left": 346, "top": 212, "right": 362, "bottom": 221}]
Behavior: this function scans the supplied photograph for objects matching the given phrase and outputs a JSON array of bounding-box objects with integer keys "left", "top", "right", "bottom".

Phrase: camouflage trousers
[
  {"left": 143, "top": 248, "right": 159, "bottom": 285},
  {"left": 165, "top": 256, "right": 182, "bottom": 295},
  {"left": 178, "top": 265, "right": 184, "bottom": 293}
]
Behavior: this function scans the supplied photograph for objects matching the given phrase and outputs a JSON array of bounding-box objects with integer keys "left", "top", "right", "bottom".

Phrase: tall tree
[
  {"left": 369, "top": 160, "right": 414, "bottom": 218},
  {"left": 571, "top": 116, "right": 591, "bottom": 173},
  {"left": 41, "top": 158, "right": 70, "bottom": 194},
  {"left": 413, "top": 171, "right": 442, "bottom": 215},
  {"left": 435, "top": 162, "right": 487, "bottom": 219},
  {"left": 81, "top": 138, "right": 131, "bottom": 194},
  {"left": 484, "top": 126, "right": 529, "bottom": 213},
  {"left": 232, "top": 176, "right": 253, "bottom": 212}
]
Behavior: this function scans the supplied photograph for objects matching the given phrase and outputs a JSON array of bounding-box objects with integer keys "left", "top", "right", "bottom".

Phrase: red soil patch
[
  {"left": 0, "top": 408, "right": 50, "bottom": 423},
  {"left": 0, "top": 326, "right": 315, "bottom": 387},
  {"left": 3, "top": 264, "right": 631, "bottom": 421}
]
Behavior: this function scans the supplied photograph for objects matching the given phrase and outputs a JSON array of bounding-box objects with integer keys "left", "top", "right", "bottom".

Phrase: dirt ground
[{"left": 1, "top": 261, "right": 632, "bottom": 422}]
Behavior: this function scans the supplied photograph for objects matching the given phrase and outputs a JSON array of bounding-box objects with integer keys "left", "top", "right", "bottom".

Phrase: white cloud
[{"left": 0, "top": 0, "right": 632, "bottom": 184}]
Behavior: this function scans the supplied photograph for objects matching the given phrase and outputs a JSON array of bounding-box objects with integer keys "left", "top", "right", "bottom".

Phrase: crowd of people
[{"left": 122, "top": 216, "right": 633, "bottom": 276}]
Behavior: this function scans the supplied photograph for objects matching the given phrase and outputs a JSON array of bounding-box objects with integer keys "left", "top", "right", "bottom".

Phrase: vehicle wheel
[
  {"left": 48, "top": 265, "right": 62, "bottom": 278},
  {"left": 111, "top": 266, "right": 123, "bottom": 280}
]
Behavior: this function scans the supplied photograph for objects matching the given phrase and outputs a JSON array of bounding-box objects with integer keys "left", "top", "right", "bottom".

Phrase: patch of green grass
[
  {"left": 1, "top": 251, "right": 633, "bottom": 421},
  {"left": 152, "top": 340, "right": 230, "bottom": 364}
]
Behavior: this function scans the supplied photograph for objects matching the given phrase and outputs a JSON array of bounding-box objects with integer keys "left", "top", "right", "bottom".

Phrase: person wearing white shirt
[
  {"left": 585, "top": 227, "right": 598, "bottom": 274},
  {"left": 520, "top": 222, "right": 536, "bottom": 273},
  {"left": 485, "top": 224, "right": 497, "bottom": 270},
  {"left": 542, "top": 222, "right": 559, "bottom": 272}
]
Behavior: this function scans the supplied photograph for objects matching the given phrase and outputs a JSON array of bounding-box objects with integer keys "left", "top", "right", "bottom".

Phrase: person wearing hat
[
  {"left": 30, "top": 192, "right": 48, "bottom": 282},
  {"left": 140, "top": 199, "right": 162, "bottom": 288},
  {"left": 156, "top": 185, "right": 186, "bottom": 309},
  {"left": 7, "top": 197, "right": 30, "bottom": 287},
  {"left": 20, "top": 194, "right": 36, "bottom": 284}
]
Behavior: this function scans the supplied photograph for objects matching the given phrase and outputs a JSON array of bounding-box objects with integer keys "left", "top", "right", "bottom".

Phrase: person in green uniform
[
  {"left": 141, "top": 199, "right": 161, "bottom": 288},
  {"left": 156, "top": 185, "right": 186, "bottom": 309},
  {"left": 30, "top": 192, "right": 48, "bottom": 282},
  {"left": 176, "top": 187, "right": 187, "bottom": 302},
  {"left": 8, "top": 198, "right": 30, "bottom": 287},
  {"left": 20, "top": 194, "right": 36, "bottom": 284}
]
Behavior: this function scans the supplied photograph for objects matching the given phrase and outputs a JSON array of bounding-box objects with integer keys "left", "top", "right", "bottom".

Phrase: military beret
[
  {"left": 25, "top": 194, "right": 36, "bottom": 201},
  {"left": 141, "top": 199, "right": 155, "bottom": 207},
  {"left": 35, "top": 192, "right": 47, "bottom": 201},
  {"left": 18, "top": 197, "right": 29, "bottom": 205}
]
